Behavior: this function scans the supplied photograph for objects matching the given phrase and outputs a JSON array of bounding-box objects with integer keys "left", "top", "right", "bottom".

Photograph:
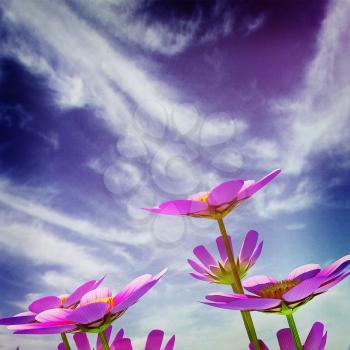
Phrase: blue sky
[{"left": 0, "top": 0, "right": 349, "bottom": 349}]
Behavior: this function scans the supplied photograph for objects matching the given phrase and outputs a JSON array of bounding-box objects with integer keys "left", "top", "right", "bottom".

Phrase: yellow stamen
[{"left": 258, "top": 280, "right": 300, "bottom": 299}]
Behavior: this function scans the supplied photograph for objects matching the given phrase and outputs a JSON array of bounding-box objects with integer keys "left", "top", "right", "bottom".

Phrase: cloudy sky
[{"left": 0, "top": 0, "right": 349, "bottom": 349}]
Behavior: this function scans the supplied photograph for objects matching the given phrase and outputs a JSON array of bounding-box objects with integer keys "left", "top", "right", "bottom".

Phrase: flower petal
[
  {"left": 243, "top": 275, "right": 278, "bottom": 295},
  {"left": 237, "top": 180, "right": 256, "bottom": 200},
  {"left": 36, "top": 308, "right": 73, "bottom": 323},
  {"left": 111, "top": 329, "right": 125, "bottom": 347},
  {"left": 203, "top": 297, "right": 280, "bottom": 311},
  {"left": 249, "top": 340, "right": 269, "bottom": 350},
  {"left": 111, "top": 270, "right": 166, "bottom": 314},
  {"left": 282, "top": 277, "right": 326, "bottom": 303},
  {"left": 204, "top": 294, "right": 280, "bottom": 311},
  {"left": 286, "top": 264, "right": 321, "bottom": 281},
  {"left": 80, "top": 287, "right": 112, "bottom": 306},
  {"left": 189, "top": 273, "right": 211, "bottom": 282},
  {"left": 58, "top": 343, "right": 66, "bottom": 350},
  {"left": 239, "top": 230, "right": 259, "bottom": 264},
  {"left": 208, "top": 179, "right": 244, "bottom": 206},
  {"left": 67, "top": 302, "right": 109, "bottom": 325},
  {"left": 113, "top": 339, "right": 133, "bottom": 350},
  {"left": 277, "top": 328, "right": 296, "bottom": 350},
  {"left": 318, "top": 255, "right": 350, "bottom": 277},
  {"left": 164, "top": 335, "right": 176, "bottom": 350},
  {"left": 249, "top": 241, "right": 264, "bottom": 267},
  {"left": 187, "top": 259, "right": 207, "bottom": 274},
  {"left": 65, "top": 277, "right": 105, "bottom": 307},
  {"left": 193, "top": 245, "right": 216, "bottom": 267},
  {"left": 303, "top": 322, "right": 325, "bottom": 350},
  {"left": 74, "top": 333, "right": 92, "bottom": 350},
  {"left": 145, "top": 329, "right": 164, "bottom": 350},
  {"left": 216, "top": 235, "right": 233, "bottom": 261},
  {"left": 29, "top": 296, "right": 62, "bottom": 314},
  {"left": 315, "top": 271, "right": 350, "bottom": 293},
  {"left": 246, "top": 169, "right": 282, "bottom": 197},
  {"left": 143, "top": 200, "right": 208, "bottom": 215},
  {"left": 11, "top": 323, "right": 76, "bottom": 334},
  {"left": 0, "top": 312, "right": 36, "bottom": 325}
]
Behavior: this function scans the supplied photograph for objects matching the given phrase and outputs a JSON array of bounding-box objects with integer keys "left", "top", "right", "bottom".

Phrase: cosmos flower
[
  {"left": 204, "top": 255, "right": 350, "bottom": 314},
  {"left": 9, "top": 270, "right": 166, "bottom": 334},
  {"left": 143, "top": 169, "right": 281, "bottom": 219},
  {"left": 58, "top": 327, "right": 175, "bottom": 350},
  {"left": 188, "top": 230, "right": 263, "bottom": 284},
  {"left": 249, "top": 322, "right": 327, "bottom": 350},
  {"left": 0, "top": 277, "right": 105, "bottom": 326}
]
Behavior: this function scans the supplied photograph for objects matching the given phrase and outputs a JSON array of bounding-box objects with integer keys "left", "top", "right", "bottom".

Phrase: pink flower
[
  {"left": 204, "top": 255, "right": 350, "bottom": 314},
  {"left": 9, "top": 270, "right": 166, "bottom": 334},
  {"left": 249, "top": 322, "right": 327, "bottom": 350},
  {"left": 188, "top": 230, "right": 263, "bottom": 284},
  {"left": 58, "top": 327, "right": 175, "bottom": 350},
  {"left": 143, "top": 169, "right": 281, "bottom": 219},
  {"left": 0, "top": 277, "right": 105, "bottom": 326}
]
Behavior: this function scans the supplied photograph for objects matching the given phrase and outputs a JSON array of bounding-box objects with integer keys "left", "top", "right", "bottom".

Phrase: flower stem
[
  {"left": 217, "top": 217, "right": 261, "bottom": 350},
  {"left": 99, "top": 330, "right": 111, "bottom": 350},
  {"left": 60, "top": 333, "right": 72, "bottom": 350},
  {"left": 286, "top": 314, "right": 303, "bottom": 350}
]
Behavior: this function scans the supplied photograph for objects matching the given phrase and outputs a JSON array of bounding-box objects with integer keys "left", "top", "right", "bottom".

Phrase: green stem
[
  {"left": 217, "top": 218, "right": 261, "bottom": 350},
  {"left": 286, "top": 314, "right": 303, "bottom": 350},
  {"left": 60, "top": 333, "right": 72, "bottom": 350},
  {"left": 99, "top": 330, "right": 111, "bottom": 350}
]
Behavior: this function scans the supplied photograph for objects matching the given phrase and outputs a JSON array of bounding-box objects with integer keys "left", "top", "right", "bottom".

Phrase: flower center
[
  {"left": 258, "top": 280, "right": 300, "bottom": 299},
  {"left": 196, "top": 193, "right": 209, "bottom": 203},
  {"left": 87, "top": 297, "right": 114, "bottom": 311}
]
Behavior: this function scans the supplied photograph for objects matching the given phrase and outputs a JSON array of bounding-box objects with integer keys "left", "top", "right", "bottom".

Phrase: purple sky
[{"left": 0, "top": 0, "right": 349, "bottom": 349}]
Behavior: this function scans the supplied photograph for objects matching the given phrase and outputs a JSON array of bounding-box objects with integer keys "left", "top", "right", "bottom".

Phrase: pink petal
[
  {"left": 58, "top": 343, "right": 66, "bottom": 350},
  {"left": 29, "top": 296, "right": 62, "bottom": 313},
  {"left": 277, "top": 328, "right": 296, "bottom": 350},
  {"left": 67, "top": 302, "right": 109, "bottom": 325},
  {"left": 74, "top": 333, "right": 92, "bottom": 350},
  {"left": 145, "top": 330, "right": 164, "bottom": 350},
  {"left": 315, "top": 271, "right": 350, "bottom": 293},
  {"left": 164, "top": 335, "right": 176, "bottom": 350},
  {"left": 112, "top": 339, "right": 133, "bottom": 350},
  {"left": 303, "top": 322, "right": 325, "bottom": 350},
  {"left": 80, "top": 287, "right": 112, "bottom": 306},
  {"left": 203, "top": 295, "right": 280, "bottom": 311},
  {"left": 286, "top": 264, "right": 321, "bottom": 281},
  {"left": 111, "top": 329, "right": 125, "bottom": 347},
  {"left": 189, "top": 273, "right": 211, "bottom": 282},
  {"left": 282, "top": 277, "right": 326, "bottom": 303},
  {"left": 208, "top": 179, "right": 244, "bottom": 206},
  {"left": 143, "top": 200, "right": 208, "bottom": 215},
  {"left": 237, "top": 180, "right": 256, "bottom": 200},
  {"left": 249, "top": 241, "right": 264, "bottom": 267},
  {"left": 193, "top": 245, "right": 216, "bottom": 267},
  {"left": 249, "top": 340, "right": 269, "bottom": 350},
  {"left": 318, "top": 255, "right": 350, "bottom": 277},
  {"left": 246, "top": 169, "right": 282, "bottom": 197},
  {"left": 239, "top": 230, "right": 259, "bottom": 264},
  {"left": 36, "top": 308, "right": 73, "bottom": 323},
  {"left": 187, "top": 259, "right": 207, "bottom": 274},
  {"left": 0, "top": 312, "right": 36, "bottom": 325},
  {"left": 65, "top": 277, "right": 105, "bottom": 307},
  {"left": 11, "top": 323, "right": 76, "bottom": 334},
  {"left": 243, "top": 275, "right": 278, "bottom": 295},
  {"left": 216, "top": 235, "right": 233, "bottom": 261}
]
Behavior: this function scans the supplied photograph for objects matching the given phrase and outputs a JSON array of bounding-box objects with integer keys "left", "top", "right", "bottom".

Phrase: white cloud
[{"left": 0, "top": 182, "right": 150, "bottom": 245}]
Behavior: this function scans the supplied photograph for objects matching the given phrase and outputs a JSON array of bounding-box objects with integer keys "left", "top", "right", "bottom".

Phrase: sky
[{"left": 0, "top": 0, "right": 349, "bottom": 349}]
